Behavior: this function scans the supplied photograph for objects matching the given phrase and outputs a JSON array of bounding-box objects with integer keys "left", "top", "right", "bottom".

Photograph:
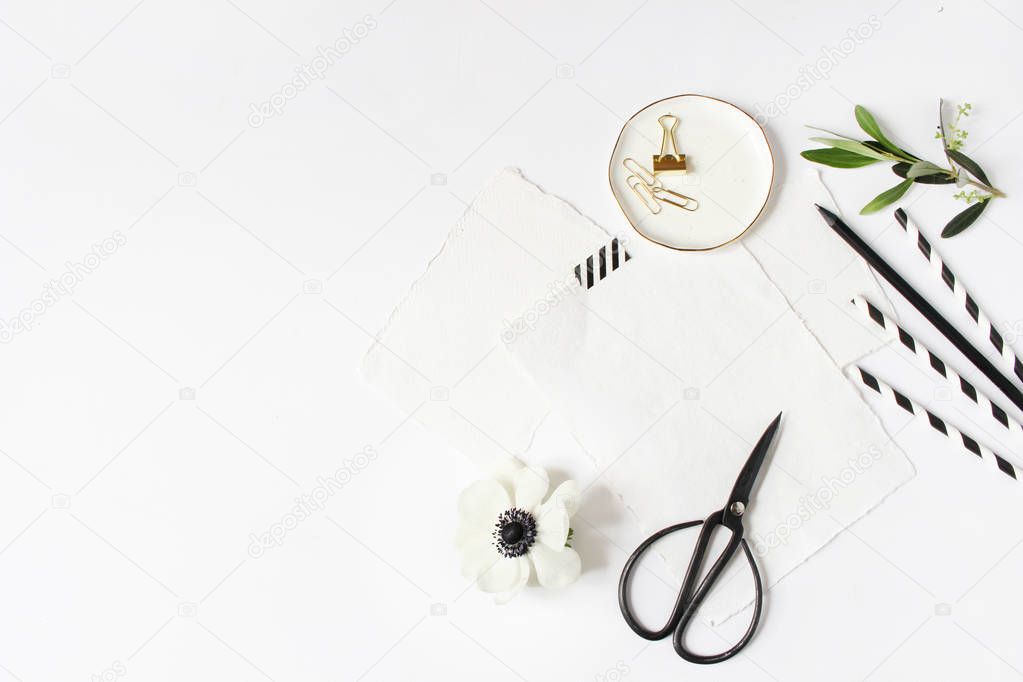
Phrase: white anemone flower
[{"left": 456, "top": 459, "right": 581, "bottom": 602}]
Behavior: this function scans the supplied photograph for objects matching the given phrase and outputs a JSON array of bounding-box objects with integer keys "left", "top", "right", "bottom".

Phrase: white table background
[{"left": 2, "top": 0, "right": 1023, "bottom": 680}]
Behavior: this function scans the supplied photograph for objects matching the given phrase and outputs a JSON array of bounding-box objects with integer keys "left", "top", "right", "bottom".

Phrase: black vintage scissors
[{"left": 618, "top": 412, "right": 782, "bottom": 664}]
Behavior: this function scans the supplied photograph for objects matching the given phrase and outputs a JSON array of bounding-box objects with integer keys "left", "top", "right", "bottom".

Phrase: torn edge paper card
[
  {"left": 362, "top": 168, "right": 614, "bottom": 468},
  {"left": 506, "top": 242, "right": 915, "bottom": 624}
]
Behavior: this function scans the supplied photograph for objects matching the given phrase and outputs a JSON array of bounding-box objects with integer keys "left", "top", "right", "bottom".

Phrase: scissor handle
[
  {"left": 674, "top": 534, "right": 763, "bottom": 664},
  {"left": 618, "top": 519, "right": 703, "bottom": 640},
  {"left": 618, "top": 510, "right": 764, "bottom": 664}
]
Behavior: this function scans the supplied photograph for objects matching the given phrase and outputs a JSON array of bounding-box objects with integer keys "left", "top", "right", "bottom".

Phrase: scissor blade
[{"left": 725, "top": 412, "right": 782, "bottom": 513}]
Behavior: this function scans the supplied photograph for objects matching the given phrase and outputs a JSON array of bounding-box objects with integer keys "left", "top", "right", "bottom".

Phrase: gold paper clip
[
  {"left": 623, "top": 157, "right": 698, "bottom": 213},
  {"left": 626, "top": 174, "right": 661, "bottom": 214},
  {"left": 651, "top": 185, "right": 698, "bottom": 211},
  {"left": 652, "top": 114, "right": 687, "bottom": 173},
  {"left": 624, "top": 157, "right": 658, "bottom": 188}
]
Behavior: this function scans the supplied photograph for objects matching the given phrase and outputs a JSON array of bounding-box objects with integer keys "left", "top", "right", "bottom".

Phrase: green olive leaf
[
  {"left": 947, "top": 149, "right": 991, "bottom": 185},
  {"left": 855, "top": 106, "right": 919, "bottom": 161},
  {"left": 906, "top": 160, "right": 948, "bottom": 178},
  {"left": 855, "top": 106, "right": 901, "bottom": 153},
  {"left": 892, "top": 162, "right": 955, "bottom": 184},
  {"left": 860, "top": 179, "right": 914, "bottom": 215},
  {"left": 862, "top": 140, "right": 917, "bottom": 161},
  {"left": 941, "top": 200, "right": 988, "bottom": 238},
  {"left": 801, "top": 148, "right": 881, "bottom": 168},
  {"left": 809, "top": 137, "right": 892, "bottom": 161}
]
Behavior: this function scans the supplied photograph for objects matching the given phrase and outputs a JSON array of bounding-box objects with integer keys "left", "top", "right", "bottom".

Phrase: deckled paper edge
[
  {"left": 747, "top": 169, "right": 898, "bottom": 369},
  {"left": 361, "top": 166, "right": 613, "bottom": 468},
  {"left": 364, "top": 166, "right": 616, "bottom": 358},
  {"left": 359, "top": 169, "right": 512, "bottom": 469},
  {"left": 363, "top": 169, "right": 509, "bottom": 362}
]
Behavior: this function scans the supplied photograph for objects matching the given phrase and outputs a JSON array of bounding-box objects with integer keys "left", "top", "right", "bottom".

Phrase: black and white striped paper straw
[
  {"left": 574, "top": 237, "right": 630, "bottom": 289},
  {"left": 851, "top": 296, "right": 1023, "bottom": 437},
  {"left": 849, "top": 366, "right": 1021, "bottom": 481},
  {"left": 895, "top": 208, "right": 1023, "bottom": 385}
]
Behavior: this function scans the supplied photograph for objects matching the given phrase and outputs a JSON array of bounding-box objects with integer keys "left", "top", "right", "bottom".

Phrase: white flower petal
[
  {"left": 459, "top": 537, "right": 495, "bottom": 580},
  {"left": 458, "top": 479, "right": 509, "bottom": 527},
  {"left": 513, "top": 466, "right": 549, "bottom": 511},
  {"left": 492, "top": 456, "right": 524, "bottom": 489},
  {"left": 529, "top": 544, "right": 581, "bottom": 588},
  {"left": 535, "top": 506, "right": 570, "bottom": 550},
  {"left": 477, "top": 553, "right": 528, "bottom": 594},
  {"left": 543, "top": 480, "right": 580, "bottom": 517},
  {"left": 494, "top": 557, "right": 530, "bottom": 604}
]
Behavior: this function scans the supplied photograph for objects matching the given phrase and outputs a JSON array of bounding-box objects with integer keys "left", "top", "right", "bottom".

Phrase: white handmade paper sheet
[
  {"left": 363, "top": 169, "right": 612, "bottom": 465},
  {"left": 506, "top": 243, "right": 914, "bottom": 622}
]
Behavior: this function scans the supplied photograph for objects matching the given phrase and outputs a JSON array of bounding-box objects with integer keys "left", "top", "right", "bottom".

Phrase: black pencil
[{"left": 815, "top": 204, "right": 1023, "bottom": 412}]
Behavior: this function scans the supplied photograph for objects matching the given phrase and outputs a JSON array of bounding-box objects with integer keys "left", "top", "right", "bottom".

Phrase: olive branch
[{"left": 801, "top": 101, "right": 1005, "bottom": 238}]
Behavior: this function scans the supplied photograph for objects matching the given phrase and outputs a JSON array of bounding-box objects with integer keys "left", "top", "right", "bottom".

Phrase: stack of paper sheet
[{"left": 363, "top": 168, "right": 912, "bottom": 621}]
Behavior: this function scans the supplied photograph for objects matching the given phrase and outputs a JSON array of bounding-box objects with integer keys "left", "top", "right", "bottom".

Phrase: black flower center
[
  {"left": 493, "top": 508, "right": 537, "bottom": 558},
  {"left": 501, "top": 521, "right": 524, "bottom": 544}
]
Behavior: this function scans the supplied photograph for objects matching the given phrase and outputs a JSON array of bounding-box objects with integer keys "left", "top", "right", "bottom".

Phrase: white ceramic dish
[{"left": 609, "top": 94, "right": 774, "bottom": 251}]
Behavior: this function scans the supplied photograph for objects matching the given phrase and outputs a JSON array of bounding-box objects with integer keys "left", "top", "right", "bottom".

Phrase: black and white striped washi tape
[
  {"left": 851, "top": 296, "right": 1023, "bottom": 437},
  {"left": 574, "top": 237, "right": 630, "bottom": 289},
  {"left": 849, "top": 366, "right": 1022, "bottom": 481},
  {"left": 894, "top": 208, "right": 1023, "bottom": 385}
]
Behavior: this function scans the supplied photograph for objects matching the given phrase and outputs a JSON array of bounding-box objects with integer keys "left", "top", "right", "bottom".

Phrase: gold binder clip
[{"left": 652, "top": 114, "right": 687, "bottom": 173}]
